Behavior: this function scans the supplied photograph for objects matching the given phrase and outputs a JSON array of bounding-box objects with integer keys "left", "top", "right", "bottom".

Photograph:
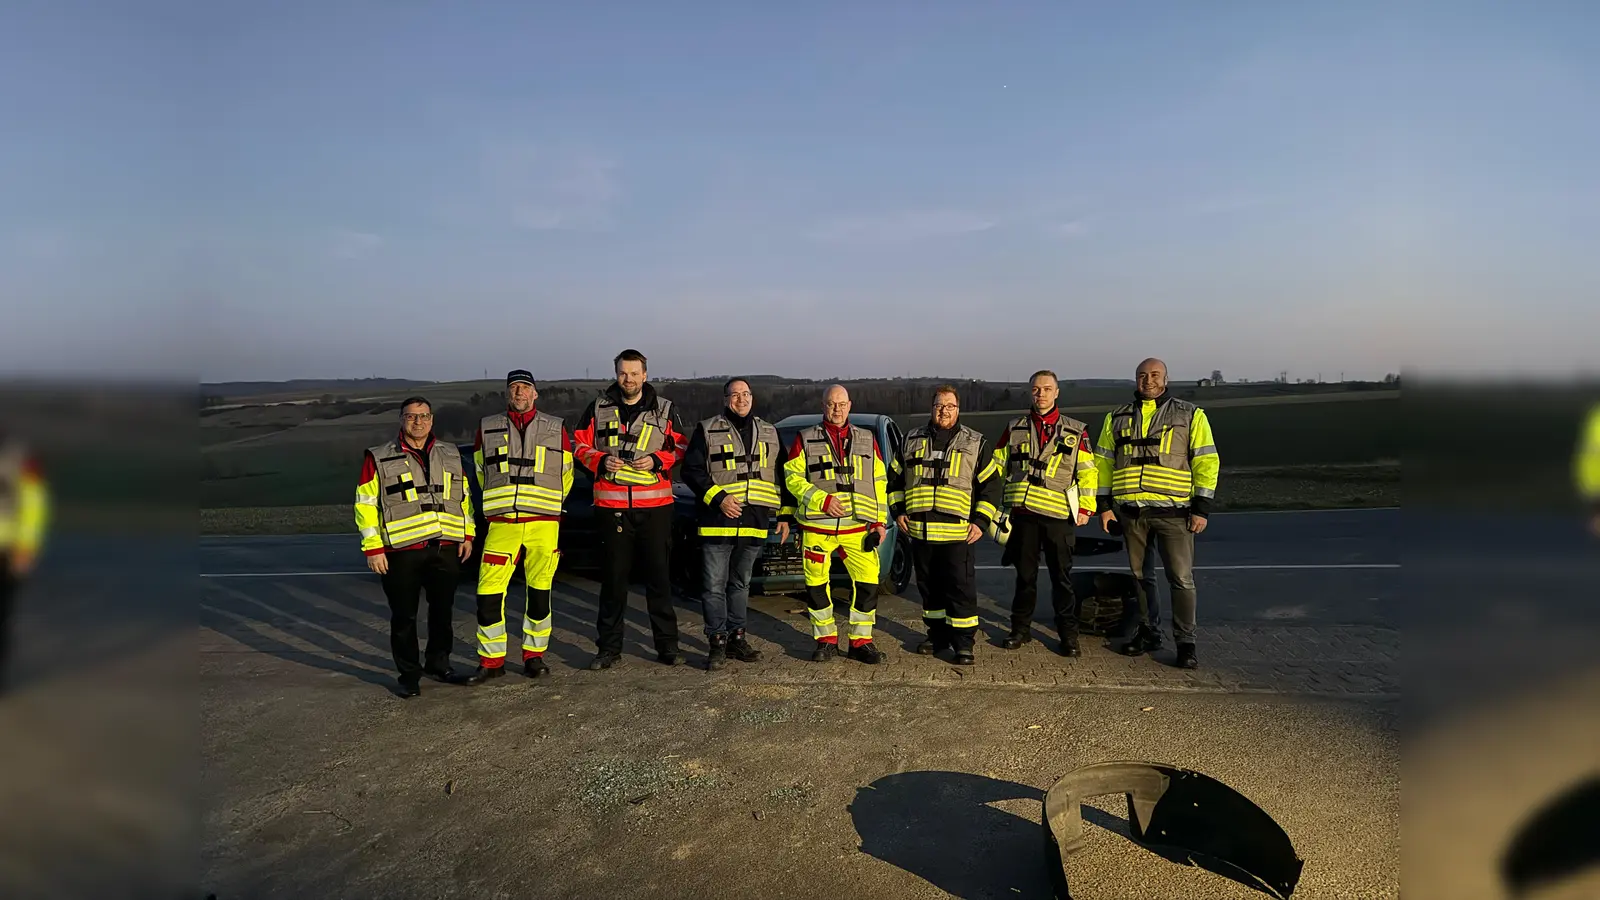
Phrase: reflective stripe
[
  {"left": 1194, "top": 486, "right": 1215, "bottom": 498},
  {"left": 907, "top": 520, "right": 972, "bottom": 542},
  {"left": 847, "top": 607, "right": 875, "bottom": 639},
  {"left": 923, "top": 610, "right": 948, "bottom": 620},
  {"left": 354, "top": 493, "right": 378, "bottom": 506},
  {"left": 358, "top": 526, "right": 380, "bottom": 540},
  {"left": 975, "top": 500, "right": 999, "bottom": 522},
  {"left": 1193, "top": 444, "right": 1217, "bottom": 457},
  {"left": 702, "top": 485, "right": 723, "bottom": 505},
  {"left": 948, "top": 615, "right": 979, "bottom": 629},
  {"left": 522, "top": 615, "right": 553, "bottom": 652}
]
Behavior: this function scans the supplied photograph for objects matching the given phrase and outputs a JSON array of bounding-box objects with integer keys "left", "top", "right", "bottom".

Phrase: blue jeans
[{"left": 701, "top": 542, "right": 762, "bottom": 637}]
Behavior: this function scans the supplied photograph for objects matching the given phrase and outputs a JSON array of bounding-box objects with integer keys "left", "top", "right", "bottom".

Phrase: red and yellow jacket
[{"left": 571, "top": 383, "right": 687, "bottom": 510}]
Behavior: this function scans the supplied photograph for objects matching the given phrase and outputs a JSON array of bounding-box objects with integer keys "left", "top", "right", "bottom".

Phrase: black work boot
[
  {"left": 706, "top": 633, "right": 728, "bottom": 671},
  {"left": 657, "top": 646, "right": 683, "bottom": 667},
  {"left": 1001, "top": 630, "right": 1033, "bottom": 650},
  {"left": 396, "top": 678, "right": 422, "bottom": 698},
  {"left": 1174, "top": 643, "right": 1198, "bottom": 669},
  {"left": 463, "top": 664, "right": 505, "bottom": 685},
  {"left": 588, "top": 652, "right": 621, "bottom": 671},
  {"left": 1118, "top": 625, "right": 1154, "bottom": 657},
  {"left": 847, "top": 641, "right": 883, "bottom": 665},
  {"left": 728, "top": 630, "right": 763, "bottom": 662},
  {"left": 952, "top": 648, "right": 976, "bottom": 666},
  {"left": 523, "top": 655, "right": 550, "bottom": 678},
  {"left": 1056, "top": 620, "right": 1081, "bottom": 658},
  {"left": 917, "top": 621, "right": 951, "bottom": 656},
  {"left": 811, "top": 640, "right": 838, "bottom": 662}
]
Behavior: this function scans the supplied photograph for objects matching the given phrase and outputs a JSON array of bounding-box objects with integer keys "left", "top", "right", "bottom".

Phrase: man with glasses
[
  {"left": 354, "top": 397, "right": 476, "bottom": 697},
  {"left": 682, "top": 378, "right": 787, "bottom": 670},
  {"left": 781, "top": 384, "right": 891, "bottom": 664},
  {"left": 889, "top": 385, "right": 1004, "bottom": 665}
]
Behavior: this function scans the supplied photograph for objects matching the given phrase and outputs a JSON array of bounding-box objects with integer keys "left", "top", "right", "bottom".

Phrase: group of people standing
[{"left": 354, "top": 350, "right": 1222, "bottom": 697}]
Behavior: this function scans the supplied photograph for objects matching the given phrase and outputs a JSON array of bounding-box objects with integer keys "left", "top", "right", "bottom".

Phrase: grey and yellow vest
[
  {"left": 796, "top": 423, "right": 881, "bottom": 524},
  {"left": 479, "top": 411, "right": 566, "bottom": 517},
  {"left": 901, "top": 423, "right": 985, "bottom": 521},
  {"left": 700, "top": 414, "right": 781, "bottom": 509},
  {"left": 1108, "top": 398, "right": 1195, "bottom": 500},
  {"left": 366, "top": 439, "right": 468, "bottom": 547},
  {"left": 1000, "top": 412, "right": 1089, "bottom": 519}
]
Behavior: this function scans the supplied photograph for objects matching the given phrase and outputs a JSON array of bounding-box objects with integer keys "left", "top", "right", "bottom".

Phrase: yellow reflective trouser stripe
[
  {"left": 948, "top": 615, "right": 979, "bottom": 629},
  {"left": 523, "top": 614, "right": 552, "bottom": 652},
  {"left": 809, "top": 605, "right": 836, "bottom": 640},
  {"left": 923, "top": 609, "right": 947, "bottom": 620},
  {"left": 847, "top": 606, "right": 876, "bottom": 639},
  {"left": 478, "top": 619, "right": 508, "bottom": 658}
]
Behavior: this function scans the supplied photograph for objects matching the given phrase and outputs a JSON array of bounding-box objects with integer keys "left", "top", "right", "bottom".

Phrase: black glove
[{"left": 862, "top": 529, "right": 882, "bottom": 551}]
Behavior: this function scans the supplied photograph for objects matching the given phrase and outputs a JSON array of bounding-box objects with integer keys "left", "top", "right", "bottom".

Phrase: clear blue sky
[{"left": 3, "top": 1, "right": 1595, "bottom": 383}]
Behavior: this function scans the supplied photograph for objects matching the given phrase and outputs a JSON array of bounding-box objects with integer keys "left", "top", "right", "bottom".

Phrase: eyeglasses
[
  {"left": 933, "top": 404, "right": 959, "bottom": 413},
  {"left": 824, "top": 402, "right": 850, "bottom": 410},
  {"left": 402, "top": 413, "right": 433, "bottom": 422}
]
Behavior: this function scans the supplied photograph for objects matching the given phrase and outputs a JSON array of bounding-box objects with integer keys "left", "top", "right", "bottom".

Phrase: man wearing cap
[{"left": 462, "top": 369, "right": 575, "bottom": 685}]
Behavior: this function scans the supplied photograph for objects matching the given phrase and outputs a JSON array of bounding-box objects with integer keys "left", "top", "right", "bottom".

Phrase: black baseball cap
[{"left": 506, "top": 369, "right": 536, "bottom": 387}]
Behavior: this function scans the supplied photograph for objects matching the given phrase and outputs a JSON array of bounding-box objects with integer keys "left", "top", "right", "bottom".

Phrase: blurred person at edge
[
  {"left": 1579, "top": 402, "right": 1600, "bottom": 536},
  {"left": 0, "top": 433, "right": 47, "bottom": 694}
]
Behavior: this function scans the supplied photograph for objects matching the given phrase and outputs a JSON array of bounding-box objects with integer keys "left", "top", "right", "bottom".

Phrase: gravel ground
[{"left": 197, "top": 656, "right": 1399, "bottom": 899}]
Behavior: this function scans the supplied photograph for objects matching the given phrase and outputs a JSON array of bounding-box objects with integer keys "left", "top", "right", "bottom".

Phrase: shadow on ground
[
  {"left": 851, "top": 770, "right": 1297, "bottom": 900},
  {"left": 850, "top": 771, "right": 1056, "bottom": 899}
]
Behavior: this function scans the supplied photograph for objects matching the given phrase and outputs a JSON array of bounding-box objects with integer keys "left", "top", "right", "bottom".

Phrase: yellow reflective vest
[
  {"left": 0, "top": 440, "right": 47, "bottom": 558},
  {"left": 1095, "top": 395, "right": 1220, "bottom": 514},
  {"left": 475, "top": 411, "right": 573, "bottom": 519},
  {"left": 1577, "top": 403, "right": 1600, "bottom": 509},
  {"left": 355, "top": 436, "right": 475, "bottom": 553},
  {"left": 981, "top": 411, "right": 1099, "bottom": 519},
  {"left": 782, "top": 424, "right": 888, "bottom": 534}
]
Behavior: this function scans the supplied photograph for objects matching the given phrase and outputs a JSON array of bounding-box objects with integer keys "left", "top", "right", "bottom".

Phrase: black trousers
[
  {"left": 379, "top": 542, "right": 462, "bottom": 686},
  {"left": 596, "top": 506, "right": 679, "bottom": 656},
  {"left": 1003, "top": 513, "right": 1079, "bottom": 635},
  {"left": 912, "top": 538, "right": 978, "bottom": 653}
]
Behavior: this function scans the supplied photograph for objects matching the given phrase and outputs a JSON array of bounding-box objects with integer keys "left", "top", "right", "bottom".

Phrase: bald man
[
  {"left": 780, "top": 385, "right": 891, "bottom": 664},
  {"left": 1095, "top": 358, "right": 1220, "bottom": 670}
]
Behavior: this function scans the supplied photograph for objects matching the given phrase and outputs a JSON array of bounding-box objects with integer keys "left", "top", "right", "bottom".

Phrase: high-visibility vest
[
  {"left": 478, "top": 411, "right": 567, "bottom": 517},
  {"left": 901, "top": 423, "right": 985, "bottom": 518},
  {"left": 996, "top": 413, "right": 1090, "bottom": 519},
  {"left": 1107, "top": 398, "right": 1198, "bottom": 501},
  {"left": 1578, "top": 403, "right": 1600, "bottom": 503},
  {"left": 699, "top": 414, "right": 781, "bottom": 509},
  {"left": 791, "top": 423, "right": 882, "bottom": 526},
  {"left": 361, "top": 439, "right": 469, "bottom": 549},
  {"left": 591, "top": 394, "right": 677, "bottom": 505}
]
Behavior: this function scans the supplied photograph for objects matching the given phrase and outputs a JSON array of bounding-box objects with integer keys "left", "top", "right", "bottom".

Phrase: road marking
[
  {"left": 202, "top": 571, "right": 370, "bottom": 578},
  {"left": 203, "top": 563, "right": 1401, "bottom": 579},
  {"left": 976, "top": 563, "right": 1399, "bottom": 571},
  {"left": 1208, "top": 507, "right": 1399, "bottom": 516}
]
